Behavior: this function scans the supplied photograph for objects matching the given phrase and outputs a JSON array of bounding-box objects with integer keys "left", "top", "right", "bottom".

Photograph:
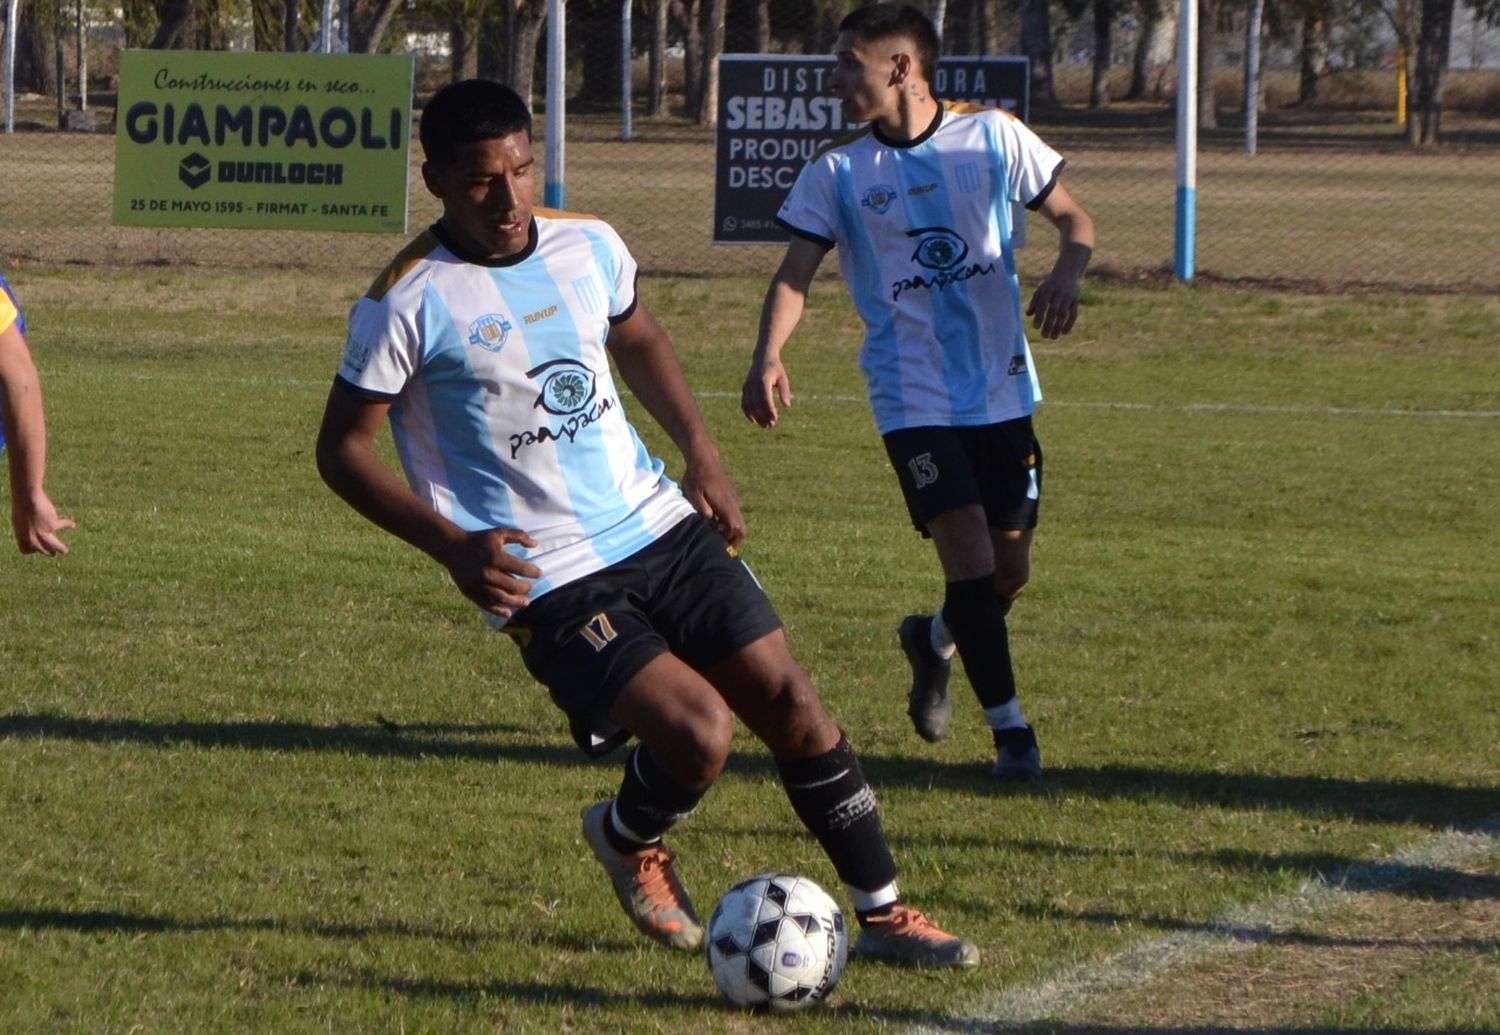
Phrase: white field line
[
  {"left": 903, "top": 811, "right": 1500, "bottom": 1033},
  {"left": 52, "top": 371, "right": 1500, "bottom": 419},
  {"left": 692, "top": 392, "right": 1500, "bottom": 421}
]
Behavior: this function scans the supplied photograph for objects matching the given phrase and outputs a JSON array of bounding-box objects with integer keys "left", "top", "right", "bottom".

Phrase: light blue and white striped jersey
[
  {"left": 335, "top": 213, "right": 694, "bottom": 611},
  {"left": 777, "top": 103, "right": 1064, "bottom": 435}
]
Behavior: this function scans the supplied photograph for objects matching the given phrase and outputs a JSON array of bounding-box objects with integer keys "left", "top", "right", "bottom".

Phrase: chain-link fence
[{"left": 4, "top": 48, "right": 1499, "bottom": 291}]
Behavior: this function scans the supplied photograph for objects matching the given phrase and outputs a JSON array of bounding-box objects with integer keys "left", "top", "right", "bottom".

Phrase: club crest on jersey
[
  {"left": 861, "top": 184, "right": 898, "bottom": 215},
  {"left": 467, "top": 313, "right": 513, "bottom": 353}
]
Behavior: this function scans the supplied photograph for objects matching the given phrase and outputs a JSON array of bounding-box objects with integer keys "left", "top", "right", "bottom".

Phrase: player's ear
[
  {"left": 889, "top": 50, "right": 912, "bottom": 86},
  {"left": 420, "top": 160, "right": 444, "bottom": 199}
]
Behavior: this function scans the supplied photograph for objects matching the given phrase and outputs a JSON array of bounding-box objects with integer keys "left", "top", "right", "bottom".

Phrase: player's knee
[
  {"left": 994, "top": 570, "right": 1029, "bottom": 602},
  {"left": 759, "top": 670, "right": 835, "bottom": 755},
  {"left": 666, "top": 703, "right": 734, "bottom": 789}
]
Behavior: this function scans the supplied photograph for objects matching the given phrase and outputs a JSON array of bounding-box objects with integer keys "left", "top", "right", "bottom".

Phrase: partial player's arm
[
  {"left": 0, "top": 319, "right": 74, "bottom": 555},
  {"left": 741, "top": 236, "right": 829, "bottom": 429},
  {"left": 315, "top": 382, "right": 540, "bottom": 617},
  {"left": 1025, "top": 181, "right": 1095, "bottom": 340},
  {"left": 606, "top": 304, "right": 746, "bottom": 548}
]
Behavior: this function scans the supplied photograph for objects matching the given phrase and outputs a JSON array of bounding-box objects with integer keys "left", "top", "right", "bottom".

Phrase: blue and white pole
[
  {"left": 1174, "top": 0, "right": 1198, "bottom": 280},
  {"left": 545, "top": 0, "right": 567, "bottom": 209}
]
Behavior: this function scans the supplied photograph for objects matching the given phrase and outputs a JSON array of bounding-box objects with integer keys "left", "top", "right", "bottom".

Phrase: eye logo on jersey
[
  {"left": 508, "top": 358, "right": 617, "bottom": 459},
  {"left": 861, "top": 184, "right": 899, "bottom": 215},
  {"left": 910, "top": 227, "right": 969, "bottom": 270},
  {"left": 532, "top": 358, "right": 598, "bottom": 415},
  {"left": 892, "top": 226, "right": 998, "bottom": 302},
  {"left": 467, "top": 313, "right": 513, "bottom": 353}
]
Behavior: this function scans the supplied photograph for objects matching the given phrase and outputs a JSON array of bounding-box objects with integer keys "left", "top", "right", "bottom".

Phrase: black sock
[
  {"left": 943, "top": 575, "right": 1017, "bottom": 708},
  {"left": 608, "top": 744, "right": 705, "bottom": 851},
  {"left": 776, "top": 734, "right": 897, "bottom": 894}
]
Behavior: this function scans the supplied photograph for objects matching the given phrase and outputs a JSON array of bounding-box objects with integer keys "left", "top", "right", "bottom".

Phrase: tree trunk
[
  {"left": 648, "top": 0, "right": 667, "bottom": 115},
  {"left": 150, "top": 0, "right": 194, "bottom": 48},
  {"left": 675, "top": 0, "right": 702, "bottom": 121},
  {"left": 351, "top": 0, "right": 402, "bottom": 52},
  {"left": 450, "top": 14, "right": 481, "bottom": 81},
  {"left": 576, "top": 10, "right": 621, "bottom": 104},
  {"left": 1126, "top": 0, "right": 1157, "bottom": 99},
  {"left": 695, "top": 0, "right": 724, "bottom": 126},
  {"left": 1090, "top": 0, "right": 1112, "bottom": 107},
  {"left": 1020, "top": 0, "right": 1057, "bottom": 106},
  {"left": 754, "top": 0, "right": 769, "bottom": 51},
  {"left": 1196, "top": 0, "right": 1216, "bottom": 127},
  {"left": 505, "top": 0, "right": 545, "bottom": 108},
  {"left": 1297, "top": 13, "right": 1327, "bottom": 105},
  {"left": 1410, "top": 0, "right": 1453, "bottom": 144},
  {"left": 283, "top": 0, "right": 299, "bottom": 50}
]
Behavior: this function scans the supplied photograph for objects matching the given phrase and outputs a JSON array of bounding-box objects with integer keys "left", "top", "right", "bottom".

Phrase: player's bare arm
[
  {"left": 742, "top": 236, "right": 828, "bottom": 428},
  {"left": 0, "top": 320, "right": 73, "bottom": 555},
  {"left": 607, "top": 303, "right": 747, "bottom": 547},
  {"left": 1025, "top": 182, "right": 1096, "bottom": 340},
  {"left": 315, "top": 382, "right": 540, "bottom": 616}
]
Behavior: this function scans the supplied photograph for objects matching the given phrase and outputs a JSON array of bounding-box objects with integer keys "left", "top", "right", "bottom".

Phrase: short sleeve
[
  {"left": 604, "top": 223, "right": 639, "bottom": 323},
  {"left": 991, "top": 111, "right": 1065, "bottom": 210},
  {"left": 337, "top": 291, "right": 422, "bottom": 401},
  {"left": 775, "top": 155, "right": 841, "bottom": 248}
]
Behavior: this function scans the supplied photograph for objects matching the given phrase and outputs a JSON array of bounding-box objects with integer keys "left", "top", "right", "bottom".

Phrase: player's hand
[
  {"left": 1025, "top": 274, "right": 1082, "bottom": 340},
  {"left": 740, "top": 356, "right": 792, "bottom": 428},
  {"left": 681, "top": 456, "right": 747, "bottom": 549},
  {"left": 12, "top": 492, "right": 74, "bottom": 556},
  {"left": 433, "top": 526, "right": 542, "bottom": 619}
]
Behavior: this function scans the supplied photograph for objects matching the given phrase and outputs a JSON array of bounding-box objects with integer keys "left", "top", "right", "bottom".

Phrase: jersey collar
[
  {"left": 871, "top": 103, "right": 944, "bottom": 150},
  {"left": 432, "top": 217, "right": 539, "bottom": 268}
]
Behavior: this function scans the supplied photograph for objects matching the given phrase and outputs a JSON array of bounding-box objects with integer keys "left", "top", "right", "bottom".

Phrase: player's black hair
[
  {"left": 837, "top": 3, "right": 940, "bottom": 83},
  {"left": 419, "top": 79, "right": 533, "bottom": 168}
]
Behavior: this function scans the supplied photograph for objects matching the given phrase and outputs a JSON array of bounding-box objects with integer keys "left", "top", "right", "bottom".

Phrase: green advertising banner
[{"left": 112, "top": 50, "right": 413, "bottom": 233}]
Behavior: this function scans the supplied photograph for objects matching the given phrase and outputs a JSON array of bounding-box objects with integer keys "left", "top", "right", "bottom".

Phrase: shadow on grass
[
  {"left": 6, "top": 711, "right": 1496, "bottom": 832},
  {"left": 0, "top": 904, "right": 631, "bottom": 953},
  {"left": 0, "top": 710, "right": 590, "bottom": 768},
  {"left": 300, "top": 967, "right": 728, "bottom": 1012},
  {"left": 304, "top": 965, "right": 963, "bottom": 1025},
  {"left": 853, "top": 753, "right": 1500, "bottom": 834}
]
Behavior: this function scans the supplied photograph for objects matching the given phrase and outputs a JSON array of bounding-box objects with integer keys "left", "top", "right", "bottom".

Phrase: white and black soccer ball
[{"left": 705, "top": 872, "right": 848, "bottom": 1011}]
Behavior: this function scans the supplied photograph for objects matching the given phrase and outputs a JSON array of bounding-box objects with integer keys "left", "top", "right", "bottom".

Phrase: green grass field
[{"left": 1, "top": 266, "right": 1497, "bottom": 1032}]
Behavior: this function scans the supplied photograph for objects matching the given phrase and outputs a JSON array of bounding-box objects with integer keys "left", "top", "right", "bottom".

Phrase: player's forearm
[
  {"left": 753, "top": 277, "right": 807, "bottom": 365},
  {"left": 316, "top": 437, "right": 467, "bottom": 561},
  {"left": 0, "top": 338, "right": 50, "bottom": 502},
  {"left": 1049, "top": 211, "right": 1095, "bottom": 284}
]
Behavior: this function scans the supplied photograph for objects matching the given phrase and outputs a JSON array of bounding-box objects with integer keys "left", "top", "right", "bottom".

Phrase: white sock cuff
[
  {"left": 984, "top": 698, "right": 1026, "bottom": 731},
  {"left": 847, "top": 882, "right": 900, "bottom": 914},
  {"left": 929, "top": 610, "right": 957, "bottom": 660}
]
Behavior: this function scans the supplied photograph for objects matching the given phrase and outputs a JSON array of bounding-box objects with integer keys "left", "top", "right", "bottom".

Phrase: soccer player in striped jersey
[
  {"left": 742, "top": 3, "right": 1095, "bottom": 779},
  {"left": 316, "top": 79, "right": 978, "bottom": 968},
  {"left": 0, "top": 266, "right": 74, "bottom": 555}
]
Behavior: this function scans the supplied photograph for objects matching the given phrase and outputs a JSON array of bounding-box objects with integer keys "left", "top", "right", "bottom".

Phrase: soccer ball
[{"left": 705, "top": 872, "right": 848, "bottom": 1011}]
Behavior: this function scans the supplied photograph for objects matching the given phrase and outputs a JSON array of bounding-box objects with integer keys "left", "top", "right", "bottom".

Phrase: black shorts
[
  {"left": 506, "top": 516, "right": 783, "bottom": 757},
  {"left": 882, "top": 416, "right": 1043, "bottom": 535}
]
